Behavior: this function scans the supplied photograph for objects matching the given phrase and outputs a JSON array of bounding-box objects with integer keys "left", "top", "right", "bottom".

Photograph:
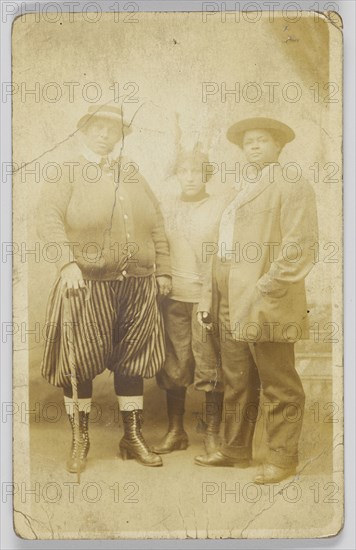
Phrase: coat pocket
[{"left": 258, "top": 286, "right": 288, "bottom": 299}]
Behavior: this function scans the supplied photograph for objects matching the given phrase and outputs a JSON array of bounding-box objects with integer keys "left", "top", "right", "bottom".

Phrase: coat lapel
[{"left": 236, "top": 163, "right": 281, "bottom": 210}]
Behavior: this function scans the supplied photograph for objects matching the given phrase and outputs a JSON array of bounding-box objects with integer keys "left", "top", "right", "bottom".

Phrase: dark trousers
[
  {"left": 215, "top": 259, "right": 305, "bottom": 468},
  {"left": 157, "top": 298, "right": 223, "bottom": 392}
]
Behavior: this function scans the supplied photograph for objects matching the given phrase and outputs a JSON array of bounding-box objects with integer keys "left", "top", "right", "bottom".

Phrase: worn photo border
[{"left": 1, "top": 0, "right": 355, "bottom": 548}]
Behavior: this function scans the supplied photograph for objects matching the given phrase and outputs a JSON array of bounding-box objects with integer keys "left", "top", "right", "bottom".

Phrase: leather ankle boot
[
  {"left": 119, "top": 409, "right": 162, "bottom": 467},
  {"left": 254, "top": 463, "right": 297, "bottom": 484},
  {"left": 151, "top": 414, "right": 188, "bottom": 454},
  {"left": 152, "top": 388, "right": 188, "bottom": 454},
  {"left": 203, "top": 391, "right": 223, "bottom": 455},
  {"left": 195, "top": 451, "right": 250, "bottom": 468},
  {"left": 66, "top": 411, "right": 90, "bottom": 474}
]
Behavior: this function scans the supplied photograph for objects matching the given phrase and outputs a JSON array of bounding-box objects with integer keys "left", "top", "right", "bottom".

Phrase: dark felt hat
[{"left": 227, "top": 117, "right": 295, "bottom": 148}]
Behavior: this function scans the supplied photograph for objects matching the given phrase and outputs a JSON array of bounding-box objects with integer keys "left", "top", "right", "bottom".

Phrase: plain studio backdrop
[
  {"left": 11, "top": 10, "right": 343, "bottom": 538},
  {"left": 12, "top": 10, "right": 338, "bottom": 419}
]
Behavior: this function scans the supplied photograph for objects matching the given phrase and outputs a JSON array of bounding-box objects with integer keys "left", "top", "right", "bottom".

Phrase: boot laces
[
  {"left": 125, "top": 410, "right": 150, "bottom": 453},
  {"left": 69, "top": 414, "right": 89, "bottom": 460}
]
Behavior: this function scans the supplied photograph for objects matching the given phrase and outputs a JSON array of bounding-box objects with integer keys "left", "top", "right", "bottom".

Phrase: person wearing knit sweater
[
  {"left": 37, "top": 104, "right": 172, "bottom": 472},
  {"left": 153, "top": 146, "right": 233, "bottom": 456}
]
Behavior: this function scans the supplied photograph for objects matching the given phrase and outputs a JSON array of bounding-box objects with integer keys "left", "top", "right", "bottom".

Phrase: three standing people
[
  {"left": 195, "top": 118, "right": 318, "bottom": 484},
  {"left": 38, "top": 104, "right": 172, "bottom": 472},
  {"left": 38, "top": 109, "right": 317, "bottom": 483}
]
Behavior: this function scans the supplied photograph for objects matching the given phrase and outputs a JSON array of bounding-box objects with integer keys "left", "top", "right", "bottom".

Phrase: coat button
[{"left": 118, "top": 275, "right": 124, "bottom": 281}]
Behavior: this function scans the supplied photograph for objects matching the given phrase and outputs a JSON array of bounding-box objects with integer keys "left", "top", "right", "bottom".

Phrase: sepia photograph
[{"left": 10, "top": 5, "right": 343, "bottom": 540}]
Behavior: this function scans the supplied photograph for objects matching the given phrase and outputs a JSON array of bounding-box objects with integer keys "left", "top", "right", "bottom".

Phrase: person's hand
[
  {"left": 60, "top": 262, "right": 86, "bottom": 292},
  {"left": 156, "top": 276, "right": 172, "bottom": 296},
  {"left": 197, "top": 311, "right": 213, "bottom": 331}
]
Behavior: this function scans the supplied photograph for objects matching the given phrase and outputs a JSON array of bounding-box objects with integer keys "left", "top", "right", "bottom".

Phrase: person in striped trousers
[{"left": 37, "top": 104, "right": 172, "bottom": 472}]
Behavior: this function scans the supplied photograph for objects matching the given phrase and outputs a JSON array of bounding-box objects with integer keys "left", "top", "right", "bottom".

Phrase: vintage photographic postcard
[{"left": 11, "top": 7, "right": 343, "bottom": 539}]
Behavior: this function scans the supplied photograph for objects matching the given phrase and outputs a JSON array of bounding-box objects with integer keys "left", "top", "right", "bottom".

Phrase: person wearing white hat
[{"left": 37, "top": 104, "right": 172, "bottom": 472}]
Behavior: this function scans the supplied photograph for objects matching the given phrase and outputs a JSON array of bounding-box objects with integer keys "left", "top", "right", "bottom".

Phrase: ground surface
[{"left": 14, "top": 369, "right": 342, "bottom": 540}]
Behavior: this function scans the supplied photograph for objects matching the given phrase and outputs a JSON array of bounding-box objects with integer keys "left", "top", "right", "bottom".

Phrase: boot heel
[
  {"left": 178, "top": 440, "right": 189, "bottom": 451},
  {"left": 120, "top": 444, "right": 133, "bottom": 460}
]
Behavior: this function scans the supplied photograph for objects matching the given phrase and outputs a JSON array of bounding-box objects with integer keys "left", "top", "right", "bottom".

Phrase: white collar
[{"left": 79, "top": 139, "right": 113, "bottom": 165}]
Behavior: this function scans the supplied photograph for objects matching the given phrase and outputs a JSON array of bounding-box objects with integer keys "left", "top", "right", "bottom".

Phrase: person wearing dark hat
[
  {"left": 37, "top": 104, "right": 172, "bottom": 472},
  {"left": 194, "top": 117, "right": 318, "bottom": 484},
  {"left": 153, "top": 145, "right": 233, "bottom": 456}
]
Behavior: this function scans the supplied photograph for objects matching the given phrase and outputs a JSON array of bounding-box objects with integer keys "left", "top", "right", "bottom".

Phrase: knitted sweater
[
  {"left": 37, "top": 154, "right": 171, "bottom": 280},
  {"left": 160, "top": 192, "right": 230, "bottom": 302}
]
